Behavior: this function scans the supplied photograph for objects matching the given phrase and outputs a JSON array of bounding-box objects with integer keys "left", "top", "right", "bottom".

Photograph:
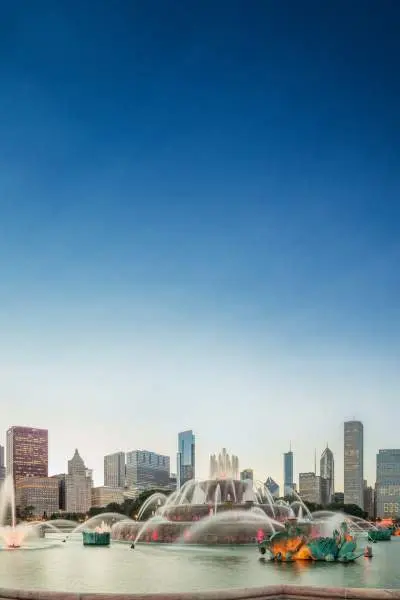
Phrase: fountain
[
  {"left": 111, "top": 448, "right": 385, "bottom": 548},
  {"left": 112, "top": 449, "right": 287, "bottom": 545}
]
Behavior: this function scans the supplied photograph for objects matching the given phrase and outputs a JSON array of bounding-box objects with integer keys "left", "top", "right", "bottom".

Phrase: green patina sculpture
[
  {"left": 367, "top": 527, "right": 392, "bottom": 542},
  {"left": 82, "top": 531, "right": 111, "bottom": 546},
  {"left": 258, "top": 519, "right": 364, "bottom": 562}
]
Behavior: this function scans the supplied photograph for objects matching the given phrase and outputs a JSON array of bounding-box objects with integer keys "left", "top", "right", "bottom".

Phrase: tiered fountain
[
  {"left": 111, "top": 448, "right": 386, "bottom": 549},
  {"left": 112, "top": 449, "right": 294, "bottom": 545}
]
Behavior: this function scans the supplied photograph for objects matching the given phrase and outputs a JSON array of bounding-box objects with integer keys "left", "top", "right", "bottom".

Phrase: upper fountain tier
[{"left": 209, "top": 448, "right": 239, "bottom": 480}]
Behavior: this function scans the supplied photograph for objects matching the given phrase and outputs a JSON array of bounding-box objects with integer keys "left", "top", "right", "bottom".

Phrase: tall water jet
[{"left": 0, "top": 474, "right": 25, "bottom": 548}]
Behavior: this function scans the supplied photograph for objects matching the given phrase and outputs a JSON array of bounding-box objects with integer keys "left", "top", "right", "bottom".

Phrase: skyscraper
[
  {"left": 344, "top": 420, "right": 364, "bottom": 508},
  {"left": 177, "top": 430, "right": 195, "bottom": 489},
  {"left": 363, "top": 480, "right": 374, "bottom": 518},
  {"left": 299, "top": 472, "right": 324, "bottom": 504},
  {"left": 265, "top": 476, "right": 280, "bottom": 498},
  {"left": 65, "top": 449, "right": 93, "bottom": 513},
  {"left": 6, "top": 426, "right": 48, "bottom": 483},
  {"left": 0, "top": 445, "right": 5, "bottom": 483},
  {"left": 320, "top": 445, "right": 335, "bottom": 505},
  {"left": 104, "top": 451, "right": 125, "bottom": 488},
  {"left": 283, "top": 446, "right": 294, "bottom": 495},
  {"left": 125, "top": 450, "right": 170, "bottom": 488},
  {"left": 240, "top": 468, "right": 253, "bottom": 481},
  {"left": 375, "top": 449, "right": 400, "bottom": 519}
]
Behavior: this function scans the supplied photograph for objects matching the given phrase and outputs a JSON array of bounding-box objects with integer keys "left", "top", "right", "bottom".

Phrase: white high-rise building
[
  {"left": 344, "top": 421, "right": 364, "bottom": 509},
  {"left": 65, "top": 449, "right": 93, "bottom": 513},
  {"left": 0, "top": 445, "right": 5, "bottom": 483},
  {"left": 104, "top": 452, "right": 125, "bottom": 488}
]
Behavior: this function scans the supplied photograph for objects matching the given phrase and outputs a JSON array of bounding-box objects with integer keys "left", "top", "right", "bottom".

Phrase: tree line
[{"left": 19, "top": 489, "right": 389, "bottom": 524}]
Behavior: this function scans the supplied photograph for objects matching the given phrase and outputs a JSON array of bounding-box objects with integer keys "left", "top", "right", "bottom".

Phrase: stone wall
[{"left": 0, "top": 586, "right": 400, "bottom": 600}]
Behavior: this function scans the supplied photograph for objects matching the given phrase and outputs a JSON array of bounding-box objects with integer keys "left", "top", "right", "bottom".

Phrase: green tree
[
  {"left": 326, "top": 502, "right": 368, "bottom": 519},
  {"left": 22, "top": 505, "right": 35, "bottom": 520},
  {"left": 303, "top": 500, "right": 323, "bottom": 513}
]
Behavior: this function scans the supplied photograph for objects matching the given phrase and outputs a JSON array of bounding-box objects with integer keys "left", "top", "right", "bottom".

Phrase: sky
[{"left": 0, "top": 0, "right": 399, "bottom": 490}]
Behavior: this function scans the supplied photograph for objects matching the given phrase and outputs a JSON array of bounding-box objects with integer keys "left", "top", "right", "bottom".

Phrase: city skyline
[
  {"left": 1, "top": 2, "right": 398, "bottom": 492},
  {"left": 0, "top": 420, "right": 390, "bottom": 492}
]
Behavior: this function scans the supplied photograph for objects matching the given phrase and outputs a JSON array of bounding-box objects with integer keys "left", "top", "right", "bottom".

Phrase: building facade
[
  {"left": 51, "top": 474, "right": 66, "bottom": 511},
  {"left": 344, "top": 420, "right": 364, "bottom": 508},
  {"left": 375, "top": 449, "right": 400, "bottom": 519},
  {"left": 283, "top": 449, "right": 294, "bottom": 495},
  {"left": 333, "top": 491, "right": 344, "bottom": 503},
  {"left": 177, "top": 430, "right": 195, "bottom": 489},
  {"left": 16, "top": 476, "right": 59, "bottom": 518},
  {"left": 0, "top": 445, "right": 5, "bottom": 483},
  {"left": 6, "top": 426, "right": 48, "bottom": 484},
  {"left": 363, "top": 480, "right": 374, "bottom": 518},
  {"left": 126, "top": 450, "right": 170, "bottom": 489},
  {"left": 104, "top": 451, "right": 125, "bottom": 488},
  {"left": 320, "top": 446, "right": 334, "bottom": 505},
  {"left": 265, "top": 476, "right": 280, "bottom": 498},
  {"left": 91, "top": 486, "right": 125, "bottom": 507},
  {"left": 299, "top": 472, "right": 326, "bottom": 505},
  {"left": 65, "top": 449, "right": 93, "bottom": 513},
  {"left": 240, "top": 468, "right": 254, "bottom": 481}
]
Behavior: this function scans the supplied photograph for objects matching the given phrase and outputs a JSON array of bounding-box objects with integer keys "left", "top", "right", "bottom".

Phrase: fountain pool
[
  {"left": 0, "top": 534, "right": 399, "bottom": 593},
  {"left": 2, "top": 473, "right": 399, "bottom": 593}
]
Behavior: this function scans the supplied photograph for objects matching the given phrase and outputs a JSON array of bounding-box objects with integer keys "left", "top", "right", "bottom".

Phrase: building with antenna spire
[
  {"left": 283, "top": 444, "right": 294, "bottom": 495},
  {"left": 299, "top": 448, "right": 332, "bottom": 506}
]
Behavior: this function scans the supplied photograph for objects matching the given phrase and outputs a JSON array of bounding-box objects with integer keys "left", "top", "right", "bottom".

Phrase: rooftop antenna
[{"left": 314, "top": 448, "right": 317, "bottom": 475}]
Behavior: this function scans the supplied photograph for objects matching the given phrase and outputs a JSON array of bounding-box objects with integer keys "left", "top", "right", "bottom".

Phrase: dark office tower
[
  {"left": 344, "top": 420, "right": 364, "bottom": 509},
  {"left": 177, "top": 430, "right": 195, "bottom": 489},
  {"left": 6, "top": 426, "right": 48, "bottom": 484},
  {"left": 283, "top": 446, "right": 294, "bottom": 495}
]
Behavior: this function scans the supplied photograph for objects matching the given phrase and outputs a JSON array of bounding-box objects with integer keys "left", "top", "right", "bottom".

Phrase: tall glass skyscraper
[
  {"left": 375, "top": 449, "right": 400, "bottom": 519},
  {"left": 344, "top": 420, "right": 364, "bottom": 508},
  {"left": 283, "top": 447, "right": 294, "bottom": 495},
  {"left": 177, "top": 430, "right": 195, "bottom": 488}
]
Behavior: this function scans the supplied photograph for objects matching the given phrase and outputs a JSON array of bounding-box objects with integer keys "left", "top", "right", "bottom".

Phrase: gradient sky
[{"left": 0, "top": 1, "right": 399, "bottom": 490}]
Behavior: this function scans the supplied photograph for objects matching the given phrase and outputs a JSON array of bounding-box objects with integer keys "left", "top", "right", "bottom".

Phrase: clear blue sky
[{"left": 0, "top": 1, "right": 399, "bottom": 489}]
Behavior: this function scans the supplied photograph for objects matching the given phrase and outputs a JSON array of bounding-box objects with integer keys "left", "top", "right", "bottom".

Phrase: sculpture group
[{"left": 258, "top": 519, "right": 364, "bottom": 562}]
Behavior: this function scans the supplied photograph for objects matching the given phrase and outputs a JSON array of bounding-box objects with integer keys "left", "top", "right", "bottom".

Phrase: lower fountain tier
[{"left": 113, "top": 516, "right": 313, "bottom": 545}]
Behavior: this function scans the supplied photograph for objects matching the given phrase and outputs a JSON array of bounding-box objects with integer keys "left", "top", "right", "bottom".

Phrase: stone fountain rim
[{"left": 0, "top": 585, "right": 398, "bottom": 600}]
